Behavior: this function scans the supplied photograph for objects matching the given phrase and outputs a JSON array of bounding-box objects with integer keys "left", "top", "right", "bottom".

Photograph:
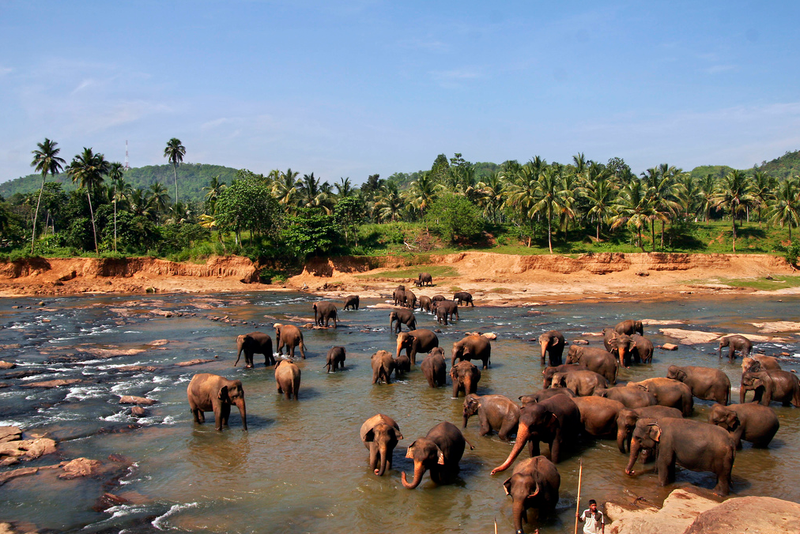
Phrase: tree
[
  {"left": 29, "top": 138, "right": 65, "bottom": 253},
  {"left": 203, "top": 175, "right": 226, "bottom": 214},
  {"left": 712, "top": 170, "right": 753, "bottom": 253},
  {"left": 273, "top": 168, "right": 299, "bottom": 212},
  {"left": 612, "top": 179, "right": 653, "bottom": 251},
  {"left": 163, "top": 138, "right": 186, "bottom": 205},
  {"left": 750, "top": 170, "right": 777, "bottom": 225},
  {"left": 66, "top": 147, "right": 109, "bottom": 253},
  {"left": 768, "top": 177, "right": 800, "bottom": 242},
  {"left": 405, "top": 172, "right": 437, "bottom": 219},
  {"left": 297, "top": 173, "right": 331, "bottom": 213},
  {"left": 147, "top": 182, "right": 171, "bottom": 221},
  {"left": 534, "top": 166, "right": 573, "bottom": 253},
  {"left": 282, "top": 208, "right": 337, "bottom": 260},
  {"left": 698, "top": 173, "right": 717, "bottom": 222},
  {"left": 426, "top": 193, "right": 484, "bottom": 244},
  {"left": 214, "top": 176, "right": 281, "bottom": 246},
  {"left": 476, "top": 171, "right": 505, "bottom": 223},
  {"left": 333, "top": 195, "right": 366, "bottom": 247},
  {"left": 375, "top": 182, "right": 404, "bottom": 222},
  {"left": 107, "top": 162, "right": 125, "bottom": 252},
  {"left": 335, "top": 177, "right": 354, "bottom": 199},
  {"left": 503, "top": 164, "right": 540, "bottom": 246},
  {"left": 581, "top": 175, "right": 617, "bottom": 241}
]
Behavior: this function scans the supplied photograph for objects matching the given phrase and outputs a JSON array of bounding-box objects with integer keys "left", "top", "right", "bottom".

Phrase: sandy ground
[{"left": 0, "top": 252, "right": 795, "bottom": 304}]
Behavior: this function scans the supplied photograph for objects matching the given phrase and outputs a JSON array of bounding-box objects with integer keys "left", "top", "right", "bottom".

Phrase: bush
[{"left": 426, "top": 194, "right": 484, "bottom": 244}]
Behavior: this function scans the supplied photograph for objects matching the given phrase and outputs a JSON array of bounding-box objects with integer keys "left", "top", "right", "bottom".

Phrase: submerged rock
[
  {"left": 22, "top": 378, "right": 83, "bottom": 388},
  {"left": 0, "top": 428, "right": 57, "bottom": 466},
  {"left": 119, "top": 395, "right": 157, "bottom": 405},
  {"left": 59, "top": 458, "right": 104, "bottom": 479},
  {"left": 0, "top": 361, "right": 16, "bottom": 369},
  {"left": 176, "top": 359, "right": 214, "bottom": 367}
]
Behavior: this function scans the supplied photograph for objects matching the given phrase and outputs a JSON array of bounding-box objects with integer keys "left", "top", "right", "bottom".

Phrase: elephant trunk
[
  {"left": 625, "top": 439, "right": 641, "bottom": 475},
  {"left": 740, "top": 385, "right": 746, "bottom": 404},
  {"left": 463, "top": 413, "right": 470, "bottom": 429},
  {"left": 492, "top": 420, "right": 530, "bottom": 474},
  {"left": 368, "top": 443, "right": 378, "bottom": 472},
  {"left": 401, "top": 462, "right": 426, "bottom": 489},
  {"left": 617, "top": 426, "right": 629, "bottom": 453},
  {"left": 511, "top": 499, "right": 527, "bottom": 534},
  {"left": 618, "top": 347, "right": 626, "bottom": 368},
  {"left": 540, "top": 340, "right": 549, "bottom": 364},
  {"left": 235, "top": 398, "right": 247, "bottom": 431},
  {"left": 234, "top": 347, "right": 242, "bottom": 367},
  {"left": 375, "top": 444, "right": 389, "bottom": 476}
]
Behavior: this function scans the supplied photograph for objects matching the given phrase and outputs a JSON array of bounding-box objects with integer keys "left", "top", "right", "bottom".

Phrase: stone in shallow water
[{"left": 119, "top": 395, "right": 157, "bottom": 405}]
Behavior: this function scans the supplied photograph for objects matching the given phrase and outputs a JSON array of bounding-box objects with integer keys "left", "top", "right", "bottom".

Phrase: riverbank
[{"left": 0, "top": 252, "right": 795, "bottom": 301}]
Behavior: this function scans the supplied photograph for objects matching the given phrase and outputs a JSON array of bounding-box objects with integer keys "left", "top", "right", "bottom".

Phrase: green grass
[
  {"left": 716, "top": 275, "right": 800, "bottom": 291},
  {"left": 354, "top": 265, "right": 460, "bottom": 280}
]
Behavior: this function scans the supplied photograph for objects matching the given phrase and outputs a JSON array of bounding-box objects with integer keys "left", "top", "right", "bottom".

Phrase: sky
[{"left": 2, "top": 0, "right": 799, "bottom": 185}]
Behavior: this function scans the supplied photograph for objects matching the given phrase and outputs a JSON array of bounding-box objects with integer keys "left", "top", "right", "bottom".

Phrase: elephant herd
[{"left": 187, "top": 293, "right": 796, "bottom": 534}]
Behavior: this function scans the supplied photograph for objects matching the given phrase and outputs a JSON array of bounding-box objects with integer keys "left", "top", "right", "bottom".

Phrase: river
[{"left": 0, "top": 292, "right": 798, "bottom": 533}]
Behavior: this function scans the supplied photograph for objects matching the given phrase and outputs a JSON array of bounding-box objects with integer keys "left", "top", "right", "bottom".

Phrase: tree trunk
[
  {"left": 173, "top": 163, "right": 179, "bottom": 205},
  {"left": 30, "top": 175, "right": 47, "bottom": 253},
  {"left": 87, "top": 192, "right": 99, "bottom": 254}
]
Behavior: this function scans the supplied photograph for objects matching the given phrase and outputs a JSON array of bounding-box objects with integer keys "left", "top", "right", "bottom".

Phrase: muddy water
[{"left": 0, "top": 292, "right": 799, "bottom": 533}]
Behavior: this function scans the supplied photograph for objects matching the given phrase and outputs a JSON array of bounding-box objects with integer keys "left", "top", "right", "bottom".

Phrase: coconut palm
[
  {"left": 107, "top": 162, "right": 125, "bottom": 252},
  {"left": 335, "top": 177, "right": 354, "bottom": 199},
  {"left": 750, "top": 170, "right": 777, "bottom": 225},
  {"left": 405, "top": 172, "right": 437, "bottom": 219},
  {"left": 712, "top": 170, "right": 753, "bottom": 253},
  {"left": 66, "top": 148, "right": 110, "bottom": 253},
  {"left": 375, "top": 182, "right": 404, "bottom": 222},
  {"left": 643, "top": 165, "right": 681, "bottom": 249},
  {"left": 675, "top": 173, "right": 701, "bottom": 221},
  {"left": 163, "top": 138, "right": 186, "bottom": 205},
  {"left": 768, "top": 177, "right": 800, "bottom": 241},
  {"left": 297, "top": 173, "right": 331, "bottom": 213},
  {"left": 698, "top": 173, "right": 717, "bottom": 222},
  {"left": 147, "top": 182, "right": 171, "bottom": 221},
  {"left": 503, "top": 164, "right": 540, "bottom": 247},
  {"left": 580, "top": 176, "right": 617, "bottom": 241},
  {"left": 476, "top": 171, "right": 505, "bottom": 223},
  {"left": 273, "top": 168, "right": 300, "bottom": 211},
  {"left": 203, "top": 175, "right": 226, "bottom": 214},
  {"left": 611, "top": 179, "right": 654, "bottom": 251},
  {"left": 29, "top": 138, "right": 66, "bottom": 253},
  {"left": 533, "top": 166, "right": 573, "bottom": 254}
]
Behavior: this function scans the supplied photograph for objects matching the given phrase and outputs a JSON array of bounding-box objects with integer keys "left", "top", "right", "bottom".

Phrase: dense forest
[{"left": 2, "top": 139, "right": 800, "bottom": 272}]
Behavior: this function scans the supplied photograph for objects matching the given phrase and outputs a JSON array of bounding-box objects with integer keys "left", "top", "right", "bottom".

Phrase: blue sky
[{"left": 2, "top": 1, "right": 799, "bottom": 185}]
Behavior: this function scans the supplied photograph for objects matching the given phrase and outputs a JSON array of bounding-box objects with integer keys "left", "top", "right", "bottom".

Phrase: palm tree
[
  {"left": 127, "top": 188, "right": 152, "bottom": 218},
  {"left": 147, "top": 182, "right": 171, "bottom": 221},
  {"left": 335, "top": 177, "right": 354, "bottom": 199},
  {"left": 297, "top": 173, "right": 331, "bottom": 213},
  {"left": 581, "top": 176, "right": 617, "bottom": 241},
  {"left": 29, "top": 138, "right": 65, "bottom": 253},
  {"left": 503, "top": 164, "right": 540, "bottom": 247},
  {"left": 273, "top": 168, "right": 299, "bottom": 211},
  {"left": 476, "top": 171, "right": 505, "bottom": 223},
  {"left": 375, "top": 182, "right": 404, "bottom": 222},
  {"left": 612, "top": 179, "right": 654, "bottom": 252},
  {"left": 163, "top": 138, "right": 186, "bottom": 205},
  {"left": 643, "top": 165, "right": 681, "bottom": 250},
  {"left": 698, "top": 173, "right": 717, "bottom": 222},
  {"left": 675, "top": 173, "right": 701, "bottom": 221},
  {"left": 107, "top": 162, "right": 125, "bottom": 252},
  {"left": 406, "top": 172, "right": 437, "bottom": 219},
  {"left": 533, "top": 166, "right": 573, "bottom": 254},
  {"left": 750, "top": 170, "right": 776, "bottom": 225},
  {"left": 203, "top": 175, "right": 226, "bottom": 214},
  {"left": 768, "top": 177, "right": 800, "bottom": 241},
  {"left": 66, "top": 148, "right": 109, "bottom": 253},
  {"left": 712, "top": 170, "right": 753, "bottom": 253}
]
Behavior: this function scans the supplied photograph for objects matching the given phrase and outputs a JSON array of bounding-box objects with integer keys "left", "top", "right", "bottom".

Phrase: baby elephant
[
  {"left": 371, "top": 350, "right": 395, "bottom": 384},
  {"left": 708, "top": 402, "right": 779, "bottom": 449},
  {"left": 343, "top": 295, "right": 360, "bottom": 310},
  {"left": 462, "top": 393, "right": 520, "bottom": 441},
  {"left": 360, "top": 414, "right": 403, "bottom": 476},
  {"left": 275, "top": 359, "right": 301, "bottom": 400},
  {"left": 450, "top": 361, "right": 481, "bottom": 398},
  {"left": 324, "top": 346, "right": 346, "bottom": 373},
  {"left": 421, "top": 348, "right": 447, "bottom": 387},
  {"left": 502, "top": 456, "right": 560, "bottom": 534},
  {"left": 401, "top": 421, "right": 472, "bottom": 489},
  {"left": 187, "top": 373, "right": 247, "bottom": 431}
]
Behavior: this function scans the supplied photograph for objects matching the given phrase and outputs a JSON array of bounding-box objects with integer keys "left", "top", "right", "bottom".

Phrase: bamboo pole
[{"left": 574, "top": 460, "right": 583, "bottom": 534}]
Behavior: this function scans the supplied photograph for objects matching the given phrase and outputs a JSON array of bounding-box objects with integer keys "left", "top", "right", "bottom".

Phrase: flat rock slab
[
  {"left": 22, "top": 378, "right": 83, "bottom": 388},
  {"left": 118, "top": 395, "right": 157, "bottom": 405},
  {"left": 59, "top": 458, "right": 104, "bottom": 479},
  {"left": 750, "top": 321, "right": 800, "bottom": 333},
  {"left": 684, "top": 495, "right": 800, "bottom": 534},
  {"left": 146, "top": 339, "right": 169, "bottom": 346},
  {"left": 0, "top": 466, "right": 38, "bottom": 487},
  {"left": 0, "top": 361, "right": 16, "bottom": 369},
  {"left": 659, "top": 329, "right": 722, "bottom": 345},
  {"left": 81, "top": 347, "right": 148, "bottom": 358},
  {"left": 0, "top": 438, "right": 57, "bottom": 466},
  {"left": 607, "top": 488, "right": 720, "bottom": 534},
  {"left": 176, "top": 359, "right": 214, "bottom": 367},
  {"left": 0, "top": 426, "right": 22, "bottom": 443},
  {"left": 117, "top": 365, "right": 158, "bottom": 372}
]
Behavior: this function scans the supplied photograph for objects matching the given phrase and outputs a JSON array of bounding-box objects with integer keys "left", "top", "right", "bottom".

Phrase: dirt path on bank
[{"left": 0, "top": 252, "right": 795, "bottom": 303}]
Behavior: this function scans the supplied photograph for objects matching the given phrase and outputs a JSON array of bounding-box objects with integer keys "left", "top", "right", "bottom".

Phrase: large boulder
[{"left": 684, "top": 496, "right": 800, "bottom": 534}]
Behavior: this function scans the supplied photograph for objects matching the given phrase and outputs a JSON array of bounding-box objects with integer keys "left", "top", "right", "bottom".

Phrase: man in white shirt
[{"left": 576, "top": 499, "right": 605, "bottom": 534}]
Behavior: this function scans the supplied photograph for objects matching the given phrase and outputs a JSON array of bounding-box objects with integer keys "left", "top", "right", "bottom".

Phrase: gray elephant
[
  {"left": 519, "top": 388, "right": 576, "bottom": 406},
  {"left": 313, "top": 301, "right": 338, "bottom": 328},
  {"left": 502, "top": 456, "right": 560, "bottom": 534},
  {"left": 343, "top": 295, "right": 360, "bottom": 310},
  {"left": 450, "top": 360, "right": 481, "bottom": 397},
  {"left": 453, "top": 291, "right": 474, "bottom": 306},
  {"left": 740, "top": 369, "right": 800, "bottom": 406},
  {"left": 596, "top": 385, "right": 657, "bottom": 409},
  {"left": 718, "top": 334, "right": 752, "bottom": 361},
  {"left": 571, "top": 396, "right": 625, "bottom": 437},
  {"left": 324, "top": 346, "right": 346, "bottom": 373},
  {"left": 395, "top": 329, "right": 438, "bottom": 365},
  {"left": 418, "top": 295, "right": 433, "bottom": 312},
  {"left": 542, "top": 363, "right": 588, "bottom": 389},
  {"left": 550, "top": 370, "right": 609, "bottom": 397},
  {"left": 667, "top": 365, "right": 730, "bottom": 405},
  {"left": 274, "top": 323, "right": 306, "bottom": 359},
  {"left": 403, "top": 289, "right": 417, "bottom": 309},
  {"left": 615, "top": 405, "right": 682, "bottom": 453},
  {"left": 741, "top": 356, "right": 781, "bottom": 373},
  {"left": 421, "top": 347, "right": 447, "bottom": 387},
  {"left": 625, "top": 417, "right": 735, "bottom": 496},
  {"left": 434, "top": 300, "right": 459, "bottom": 325},
  {"left": 187, "top": 373, "right": 247, "bottom": 431},
  {"left": 708, "top": 403, "right": 779, "bottom": 449},
  {"left": 394, "top": 352, "right": 411, "bottom": 377},
  {"left": 371, "top": 350, "right": 395, "bottom": 384},
  {"left": 392, "top": 285, "right": 406, "bottom": 306},
  {"left": 615, "top": 319, "right": 643, "bottom": 336},
  {"left": 360, "top": 414, "right": 403, "bottom": 476},
  {"left": 608, "top": 333, "right": 654, "bottom": 367},
  {"left": 627, "top": 377, "right": 694, "bottom": 416},
  {"left": 275, "top": 359, "right": 301, "bottom": 400},
  {"left": 389, "top": 308, "right": 417, "bottom": 333},
  {"left": 539, "top": 330, "right": 566, "bottom": 366},
  {"left": 462, "top": 393, "right": 520, "bottom": 441},
  {"left": 401, "top": 421, "right": 471, "bottom": 489},
  {"left": 566, "top": 345, "right": 617, "bottom": 384},
  {"left": 452, "top": 334, "right": 492, "bottom": 369},
  {"left": 235, "top": 331, "right": 274, "bottom": 368},
  {"left": 417, "top": 272, "right": 433, "bottom": 286}
]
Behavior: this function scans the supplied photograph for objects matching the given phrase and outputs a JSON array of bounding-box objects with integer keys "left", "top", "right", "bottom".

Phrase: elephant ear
[
  {"left": 502, "top": 477, "right": 513, "bottom": 496},
  {"left": 394, "top": 429, "right": 403, "bottom": 441},
  {"left": 647, "top": 423, "right": 662, "bottom": 442},
  {"left": 405, "top": 441, "right": 417, "bottom": 459},
  {"left": 218, "top": 385, "right": 229, "bottom": 401},
  {"left": 726, "top": 412, "right": 740, "bottom": 430},
  {"left": 364, "top": 429, "right": 375, "bottom": 442},
  {"left": 436, "top": 446, "right": 445, "bottom": 465}
]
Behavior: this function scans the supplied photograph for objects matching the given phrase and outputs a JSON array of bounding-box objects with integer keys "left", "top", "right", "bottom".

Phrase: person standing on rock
[{"left": 577, "top": 499, "right": 604, "bottom": 534}]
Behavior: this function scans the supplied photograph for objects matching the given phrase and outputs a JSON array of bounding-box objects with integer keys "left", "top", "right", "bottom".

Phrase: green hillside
[
  {"left": 0, "top": 163, "right": 239, "bottom": 204},
  {"left": 757, "top": 149, "right": 800, "bottom": 179}
]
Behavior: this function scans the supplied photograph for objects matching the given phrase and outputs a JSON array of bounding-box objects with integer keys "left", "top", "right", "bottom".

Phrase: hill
[
  {"left": 756, "top": 149, "right": 800, "bottom": 179},
  {"left": 0, "top": 163, "right": 239, "bottom": 204}
]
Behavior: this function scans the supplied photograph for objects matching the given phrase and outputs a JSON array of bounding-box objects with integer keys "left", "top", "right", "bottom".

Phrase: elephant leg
[{"left": 299, "top": 341, "right": 306, "bottom": 359}]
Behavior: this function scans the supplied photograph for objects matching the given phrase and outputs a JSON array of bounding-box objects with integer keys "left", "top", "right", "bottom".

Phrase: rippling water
[{"left": 0, "top": 292, "right": 798, "bottom": 533}]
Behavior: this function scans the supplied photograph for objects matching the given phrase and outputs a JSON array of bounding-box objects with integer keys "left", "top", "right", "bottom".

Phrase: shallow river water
[{"left": 0, "top": 291, "right": 798, "bottom": 533}]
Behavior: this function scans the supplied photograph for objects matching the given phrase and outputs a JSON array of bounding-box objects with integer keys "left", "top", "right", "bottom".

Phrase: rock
[
  {"left": 573, "top": 339, "right": 590, "bottom": 345},
  {"left": 146, "top": 339, "right": 169, "bottom": 346},
  {"left": 636, "top": 271, "right": 650, "bottom": 277},
  {"left": 0, "top": 427, "right": 22, "bottom": 443},
  {"left": 684, "top": 495, "right": 800, "bottom": 534},
  {"left": 22, "top": 379, "right": 83, "bottom": 388},
  {"left": 0, "top": 361, "right": 16, "bottom": 369},
  {"left": 660, "top": 343, "right": 679, "bottom": 351},
  {"left": 149, "top": 309, "right": 173, "bottom": 317},
  {"left": 93, "top": 492, "right": 131, "bottom": 512},
  {"left": 59, "top": 458, "right": 104, "bottom": 479},
  {"left": 131, "top": 406, "right": 146, "bottom": 417},
  {"left": 0, "top": 467, "right": 39, "bottom": 487},
  {"left": 81, "top": 347, "right": 147, "bottom": 358},
  {"left": 118, "top": 395, "right": 156, "bottom": 406},
  {"left": 176, "top": 359, "right": 214, "bottom": 367},
  {"left": 117, "top": 365, "right": 158, "bottom": 372},
  {"left": 0, "top": 437, "right": 57, "bottom": 466},
  {"left": 606, "top": 488, "right": 720, "bottom": 534}
]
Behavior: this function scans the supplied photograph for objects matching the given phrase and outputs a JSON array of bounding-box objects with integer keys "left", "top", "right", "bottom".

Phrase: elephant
[
  {"left": 462, "top": 393, "right": 520, "bottom": 441},
  {"left": 614, "top": 319, "right": 643, "bottom": 336},
  {"left": 394, "top": 353, "right": 411, "bottom": 376},
  {"left": 403, "top": 289, "right": 417, "bottom": 309},
  {"left": 360, "top": 414, "right": 403, "bottom": 476},
  {"left": 393, "top": 286, "right": 406, "bottom": 306},
  {"left": 343, "top": 295, "right": 360, "bottom": 310},
  {"left": 453, "top": 291, "right": 474, "bottom": 306},
  {"left": 187, "top": 373, "right": 247, "bottom": 431},
  {"left": 452, "top": 334, "right": 492, "bottom": 369},
  {"left": 740, "top": 369, "right": 800, "bottom": 406},
  {"left": 324, "top": 346, "right": 346, "bottom": 373},
  {"left": 571, "top": 396, "right": 625, "bottom": 437},
  {"left": 313, "top": 301, "right": 338, "bottom": 328},
  {"left": 550, "top": 370, "right": 609, "bottom": 397},
  {"left": 491, "top": 395, "right": 581, "bottom": 471},
  {"left": 542, "top": 363, "right": 588, "bottom": 389},
  {"left": 274, "top": 323, "right": 306, "bottom": 359},
  {"left": 395, "top": 329, "right": 439, "bottom": 365},
  {"left": 608, "top": 334, "right": 654, "bottom": 367},
  {"left": 667, "top": 365, "right": 730, "bottom": 405},
  {"left": 401, "top": 421, "right": 471, "bottom": 489},
  {"left": 234, "top": 331, "right": 274, "bottom": 368},
  {"left": 519, "top": 388, "right": 576, "bottom": 406},
  {"left": 389, "top": 308, "right": 417, "bottom": 333},
  {"left": 502, "top": 456, "right": 560, "bottom": 534},
  {"left": 616, "top": 405, "right": 683, "bottom": 453},
  {"left": 625, "top": 417, "right": 735, "bottom": 496},
  {"left": 275, "top": 359, "right": 301, "bottom": 400},
  {"left": 708, "top": 402, "right": 779, "bottom": 449},
  {"left": 418, "top": 295, "right": 433, "bottom": 312},
  {"left": 596, "top": 385, "right": 657, "bottom": 409},
  {"left": 539, "top": 330, "right": 566, "bottom": 366},
  {"left": 718, "top": 334, "right": 752, "bottom": 361},
  {"left": 371, "top": 350, "right": 395, "bottom": 384},
  {"left": 417, "top": 272, "right": 433, "bottom": 286},
  {"left": 741, "top": 356, "right": 781, "bottom": 373},
  {"left": 627, "top": 377, "right": 694, "bottom": 416},
  {"left": 434, "top": 300, "right": 459, "bottom": 325},
  {"left": 421, "top": 348, "right": 447, "bottom": 387},
  {"left": 450, "top": 360, "right": 481, "bottom": 398},
  {"left": 431, "top": 295, "right": 446, "bottom": 305},
  {"left": 602, "top": 327, "right": 618, "bottom": 352},
  {"left": 566, "top": 345, "right": 617, "bottom": 384}
]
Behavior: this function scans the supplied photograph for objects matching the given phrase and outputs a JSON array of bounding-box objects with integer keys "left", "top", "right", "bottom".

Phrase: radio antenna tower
[{"left": 124, "top": 140, "right": 130, "bottom": 170}]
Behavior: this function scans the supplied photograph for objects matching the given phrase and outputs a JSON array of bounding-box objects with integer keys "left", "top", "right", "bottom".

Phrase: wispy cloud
[
  {"left": 706, "top": 64, "right": 736, "bottom": 74},
  {"left": 429, "top": 67, "right": 482, "bottom": 87}
]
